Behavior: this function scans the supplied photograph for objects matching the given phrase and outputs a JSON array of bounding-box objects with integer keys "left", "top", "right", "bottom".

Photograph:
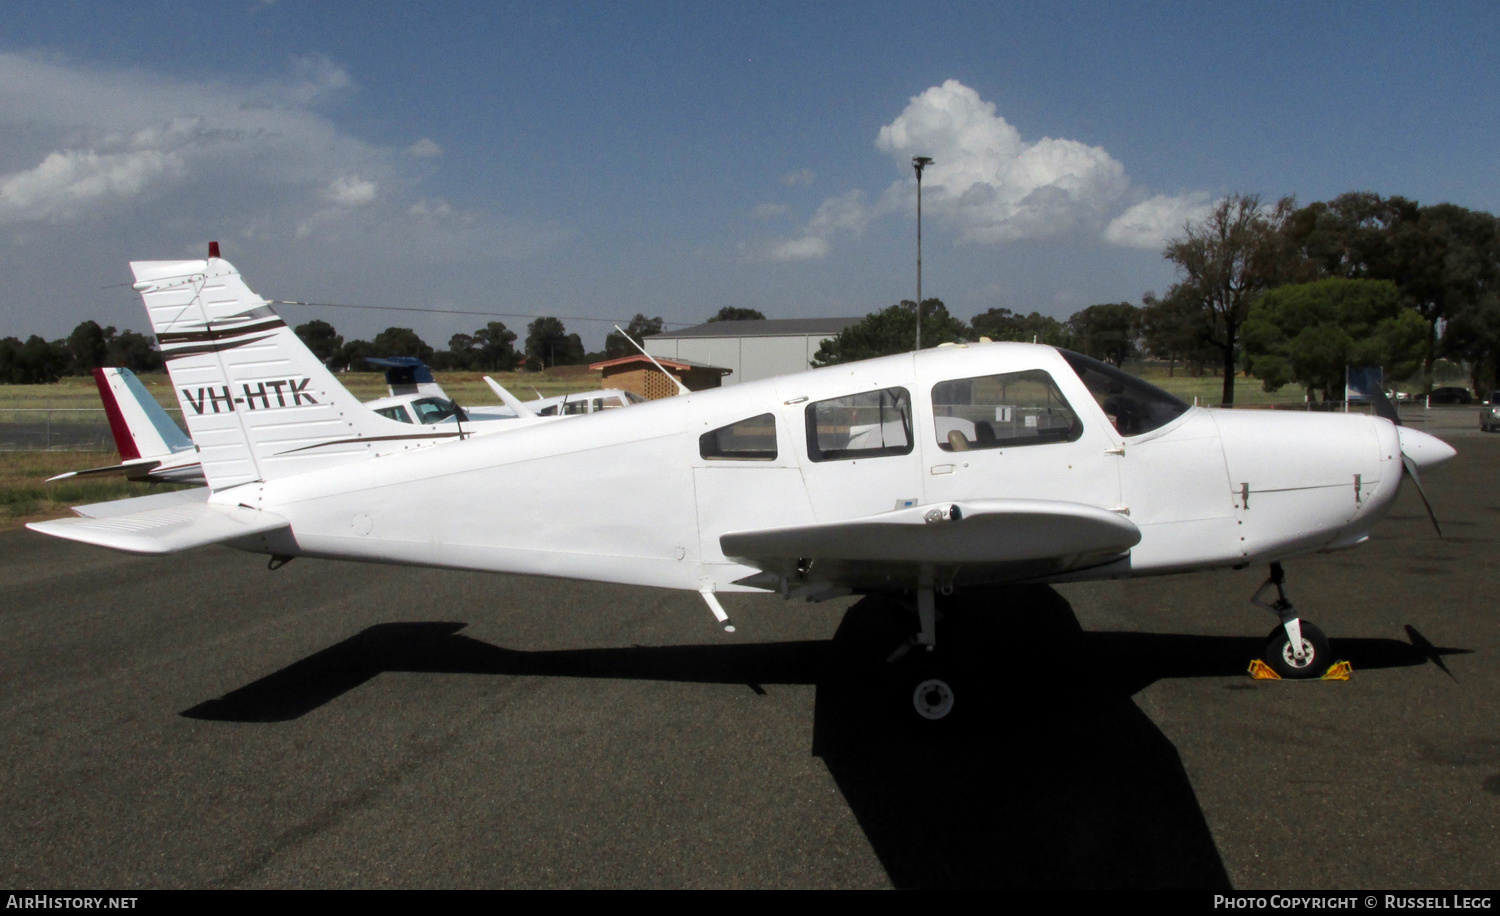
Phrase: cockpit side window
[
  {"left": 1059, "top": 350, "right": 1189, "bottom": 437},
  {"left": 931, "top": 370, "right": 1082, "bottom": 451},
  {"left": 805, "top": 387, "right": 913, "bottom": 462},
  {"left": 700, "top": 413, "right": 778, "bottom": 460}
]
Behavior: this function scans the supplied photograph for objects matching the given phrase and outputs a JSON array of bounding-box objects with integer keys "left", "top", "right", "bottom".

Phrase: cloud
[
  {"left": 1102, "top": 192, "right": 1215, "bottom": 249},
  {"left": 780, "top": 168, "right": 815, "bottom": 186},
  {"left": 875, "top": 80, "right": 1129, "bottom": 243},
  {"left": 750, "top": 202, "right": 788, "bottom": 220},
  {"left": 759, "top": 190, "right": 872, "bottom": 261},
  {"left": 324, "top": 174, "right": 378, "bottom": 206},
  {"left": 0, "top": 148, "right": 183, "bottom": 224},
  {"left": 766, "top": 236, "right": 829, "bottom": 261},
  {"left": 762, "top": 79, "right": 1211, "bottom": 259},
  {"left": 0, "top": 52, "right": 558, "bottom": 256},
  {"left": 406, "top": 138, "right": 443, "bottom": 159}
]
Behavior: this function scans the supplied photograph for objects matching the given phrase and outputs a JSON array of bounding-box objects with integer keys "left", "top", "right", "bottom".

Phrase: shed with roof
[
  {"left": 588, "top": 354, "right": 732, "bottom": 400},
  {"left": 643, "top": 317, "right": 862, "bottom": 387}
]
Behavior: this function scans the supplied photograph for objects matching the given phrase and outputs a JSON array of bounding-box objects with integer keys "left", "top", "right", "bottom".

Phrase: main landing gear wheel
[
  {"left": 911, "top": 669, "right": 956, "bottom": 721},
  {"left": 1263, "top": 621, "right": 1331, "bottom": 679}
]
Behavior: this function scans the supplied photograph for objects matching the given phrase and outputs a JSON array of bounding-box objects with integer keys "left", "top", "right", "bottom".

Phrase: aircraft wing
[
  {"left": 721, "top": 499, "right": 1140, "bottom": 592},
  {"left": 27, "top": 496, "right": 287, "bottom": 555}
]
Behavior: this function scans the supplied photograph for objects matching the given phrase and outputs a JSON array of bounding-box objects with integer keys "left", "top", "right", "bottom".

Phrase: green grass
[{"left": 0, "top": 450, "right": 193, "bottom": 530}]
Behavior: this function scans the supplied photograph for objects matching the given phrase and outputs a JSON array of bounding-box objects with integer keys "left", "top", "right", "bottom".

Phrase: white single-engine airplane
[{"left": 29, "top": 253, "right": 1457, "bottom": 720}]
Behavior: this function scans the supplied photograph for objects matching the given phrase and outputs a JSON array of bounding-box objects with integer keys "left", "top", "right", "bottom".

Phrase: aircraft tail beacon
[{"left": 131, "top": 254, "right": 442, "bottom": 491}]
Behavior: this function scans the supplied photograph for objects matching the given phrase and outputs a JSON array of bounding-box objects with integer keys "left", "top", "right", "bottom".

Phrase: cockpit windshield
[
  {"left": 410, "top": 397, "right": 468, "bottom": 425},
  {"left": 1060, "top": 350, "right": 1189, "bottom": 437}
]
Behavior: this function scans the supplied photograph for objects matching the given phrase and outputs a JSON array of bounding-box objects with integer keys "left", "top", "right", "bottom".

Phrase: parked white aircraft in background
[
  {"left": 30, "top": 252, "right": 1457, "bottom": 720},
  {"left": 53, "top": 358, "right": 641, "bottom": 487},
  {"left": 48, "top": 367, "right": 207, "bottom": 484}
]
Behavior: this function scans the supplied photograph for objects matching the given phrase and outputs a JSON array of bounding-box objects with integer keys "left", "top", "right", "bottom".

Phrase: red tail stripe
[{"left": 93, "top": 368, "right": 140, "bottom": 460}]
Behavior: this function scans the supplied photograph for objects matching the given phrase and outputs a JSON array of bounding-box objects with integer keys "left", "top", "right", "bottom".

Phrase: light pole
[{"left": 912, "top": 156, "right": 933, "bottom": 351}]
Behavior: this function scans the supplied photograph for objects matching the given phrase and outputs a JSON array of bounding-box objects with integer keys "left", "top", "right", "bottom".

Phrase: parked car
[
  {"left": 1429, "top": 387, "right": 1473, "bottom": 405},
  {"left": 1481, "top": 391, "right": 1500, "bottom": 433}
]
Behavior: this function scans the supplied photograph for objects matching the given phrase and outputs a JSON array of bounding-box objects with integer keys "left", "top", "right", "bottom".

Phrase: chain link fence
[{"left": 0, "top": 408, "right": 183, "bottom": 451}]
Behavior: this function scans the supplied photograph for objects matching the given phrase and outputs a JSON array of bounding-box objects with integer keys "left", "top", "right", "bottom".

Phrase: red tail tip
[{"left": 208, "top": 241, "right": 220, "bottom": 259}]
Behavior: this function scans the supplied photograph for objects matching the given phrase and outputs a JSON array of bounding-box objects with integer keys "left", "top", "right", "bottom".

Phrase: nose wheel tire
[{"left": 1263, "top": 621, "right": 1331, "bottom": 679}]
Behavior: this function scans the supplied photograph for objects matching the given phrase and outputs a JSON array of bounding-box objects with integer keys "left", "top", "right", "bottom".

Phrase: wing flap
[
  {"left": 28, "top": 499, "right": 287, "bottom": 554},
  {"left": 720, "top": 499, "right": 1140, "bottom": 588}
]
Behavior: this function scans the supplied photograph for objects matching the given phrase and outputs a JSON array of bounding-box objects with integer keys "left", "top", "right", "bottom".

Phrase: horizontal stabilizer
[
  {"left": 69, "top": 486, "right": 210, "bottom": 519},
  {"left": 721, "top": 499, "right": 1140, "bottom": 587},
  {"left": 48, "top": 458, "right": 163, "bottom": 482},
  {"left": 28, "top": 499, "right": 286, "bottom": 554}
]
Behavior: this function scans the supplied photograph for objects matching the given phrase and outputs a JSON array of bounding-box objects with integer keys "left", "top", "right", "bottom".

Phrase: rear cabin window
[
  {"left": 1060, "top": 350, "right": 1189, "bottom": 437},
  {"left": 932, "top": 371, "right": 1082, "bottom": 451},
  {"left": 805, "top": 388, "right": 914, "bottom": 462},
  {"left": 375, "top": 405, "right": 413, "bottom": 424},
  {"left": 700, "top": 413, "right": 778, "bottom": 460}
]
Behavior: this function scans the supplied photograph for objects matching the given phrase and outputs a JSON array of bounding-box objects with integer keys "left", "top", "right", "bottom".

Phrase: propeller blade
[
  {"left": 1401, "top": 452, "right": 1444, "bottom": 538},
  {"left": 1369, "top": 385, "right": 1402, "bottom": 426}
]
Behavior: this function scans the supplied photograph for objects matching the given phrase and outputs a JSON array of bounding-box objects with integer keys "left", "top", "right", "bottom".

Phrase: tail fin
[
  {"left": 131, "top": 255, "right": 457, "bottom": 491},
  {"left": 94, "top": 367, "right": 194, "bottom": 461}
]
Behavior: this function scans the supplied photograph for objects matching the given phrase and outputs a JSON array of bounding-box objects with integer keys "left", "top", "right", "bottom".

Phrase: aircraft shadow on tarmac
[{"left": 180, "top": 586, "right": 1467, "bottom": 889}]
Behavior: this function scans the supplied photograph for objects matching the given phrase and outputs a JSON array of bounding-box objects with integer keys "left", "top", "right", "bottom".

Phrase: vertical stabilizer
[
  {"left": 94, "top": 367, "right": 194, "bottom": 461},
  {"left": 131, "top": 256, "right": 455, "bottom": 491}
]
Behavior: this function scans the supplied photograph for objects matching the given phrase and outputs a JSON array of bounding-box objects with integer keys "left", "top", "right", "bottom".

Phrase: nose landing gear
[{"left": 1252, "top": 562, "right": 1332, "bottom": 679}]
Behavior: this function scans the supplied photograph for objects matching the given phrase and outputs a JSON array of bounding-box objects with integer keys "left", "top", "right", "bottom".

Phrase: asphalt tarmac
[{"left": 1, "top": 422, "right": 1495, "bottom": 889}]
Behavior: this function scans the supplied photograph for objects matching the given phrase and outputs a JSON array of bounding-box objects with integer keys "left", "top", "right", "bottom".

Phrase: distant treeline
[
  {"left": 6, "top": 192, "right": 1497, "bottom": 400},
  {"left": 812, "top": 192, "right": 1500, "bottom": 404}
]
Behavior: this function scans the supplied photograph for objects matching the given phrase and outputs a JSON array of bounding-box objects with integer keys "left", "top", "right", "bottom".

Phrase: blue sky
[{"left": 2, "top": 1, "right": 1496, "bottom": 350}]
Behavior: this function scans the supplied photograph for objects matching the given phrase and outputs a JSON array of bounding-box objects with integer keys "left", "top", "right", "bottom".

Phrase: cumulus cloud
[
  {"left": 750, "top": 203, "right": 788, "bottom": 220},
  {"left": 324, "top": 174, "right": 378, "bottom": 206},
  {"left": 0, "top": 51, "right": 571, "bottom": 341},
  {"left": 875, "top": 80, "right": 1129, "bottom": 243},
  {"left": 406, "top": 138, "right": 443, "bottom": 159},
  {"left": 763, "top": 79, "right": 1211, "bottom": 259},
  {"left": 780, "top": 168, "right": 815, "bottom": 186},
  {"left": 761, "top": 190, "right": 872, "bottom": 261},
  {"left": 1102, "top": 192, "right": 1214, "bottom": 249},
  {"left": 0, "top": 148, "right": 183, "bottom": 224},
  {"left": 766, "top": 236, "right": 829, "bottom": 261}
]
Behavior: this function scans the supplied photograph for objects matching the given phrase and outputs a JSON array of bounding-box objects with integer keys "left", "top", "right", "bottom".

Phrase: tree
[
  {"left": 1445, "top": 291, "right": 1500, "bottom": 395},
  {"left": 1138, "top": 289, "right": 1220, "bottom": 377},
  {"left": 0, "top": 335, "right": 69, "bottom": 383},
  {"left": 1064, "top": 302, "right": 1139, "bottom": 366},
  {"left": 1282, "top": 192, "right": 1417, "bottom": 281},
  {"left": 370, "top": 327, "right": 434, "bottom": 363},
  {"left": 604, "top": 314, "right": 664, "bottom": 359},
  {"left": 526, "top": 317, "right": 586, "bottom": 368},
  {"left": 1163, "top": 193, "right": 1297, "bottom": 406},
  {"left": 66, "top": 320, "right": 115, "bottom": 374},
  {"left": 810, "top": 299, "right": 966, "bottom": 367},
  {"left": 1396, "top": 203, "right": 1500, "bottom": 378},
  {"left": 335, "top": 339, "right": 378, "bottom": 370},
  {"left": 706, "top": 307, "right": 766, "bottom": 323},
  {"left": 295, "top": 320, "right": 344, "bottom": 366},
  {"left": 1284, "top": 194, "right": 1500, "bottom": 384},
  {"left": 1241, "top": 278, "right": 1427, "bottom": 400},
  {"left": 477, "top": 322, "right": 519, "bottom": 370},
  {"left": 106, "top": 330, "right": 163, "bottom": 373},
  {"left": 969, "top": 307, "right": 1070, "bottom": 346}
]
